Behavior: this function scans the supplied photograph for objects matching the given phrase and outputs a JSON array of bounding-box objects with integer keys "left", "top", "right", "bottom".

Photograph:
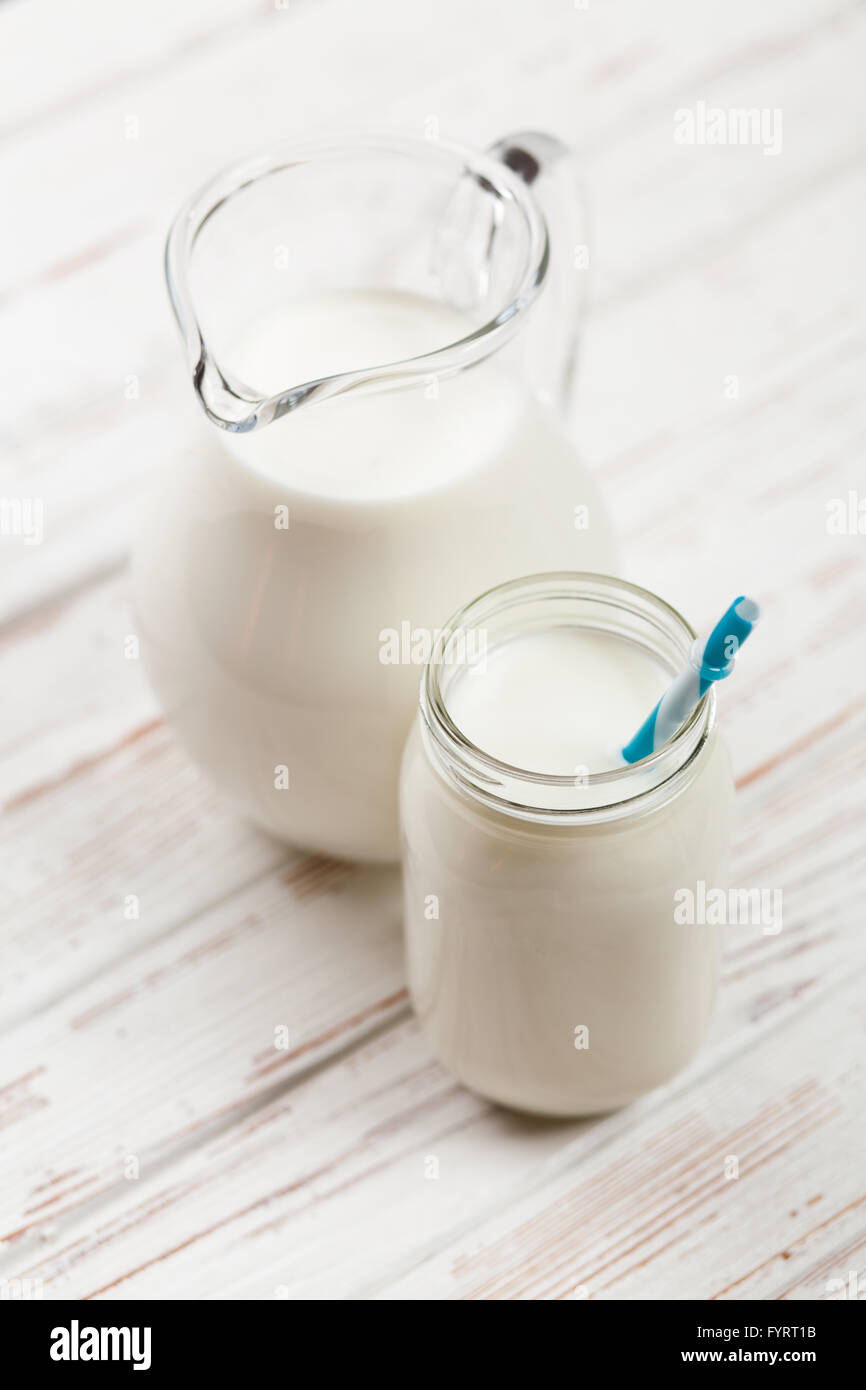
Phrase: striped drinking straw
[{"left": 621, "top": 596, "right": 761, "bottom": 764}]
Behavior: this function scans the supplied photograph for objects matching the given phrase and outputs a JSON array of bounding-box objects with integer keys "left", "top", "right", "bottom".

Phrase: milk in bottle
[{"left": 400, "top": 574, "right": 734, "bottom": 1116}]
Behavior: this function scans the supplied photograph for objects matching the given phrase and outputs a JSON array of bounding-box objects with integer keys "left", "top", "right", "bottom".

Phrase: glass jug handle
[{"left": 489, "top": 132, "right": 589, "bottom": 414}]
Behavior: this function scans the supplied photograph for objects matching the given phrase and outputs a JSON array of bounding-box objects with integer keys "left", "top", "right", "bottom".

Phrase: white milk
[
  {"left": 132, "top": 291, "right": 616, "bottom": 861},
  {"left": 447, "top": 628, "right": 668, "bottom": 775},
  {"left": 400, "top": 577, "right": 733, "bottom": 1116},
  {"left": 224, "top": 290, "right": 521, "bottom": 500}
]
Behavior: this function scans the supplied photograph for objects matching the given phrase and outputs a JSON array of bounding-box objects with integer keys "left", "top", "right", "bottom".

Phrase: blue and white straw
[{"left": 621, "top": 596, "right": 761, "bottom": 764}]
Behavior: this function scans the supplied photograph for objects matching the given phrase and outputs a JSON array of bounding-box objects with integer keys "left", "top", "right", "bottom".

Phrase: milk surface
[
  {"left": 227, "top": 289, "right": 520, "bottom": 501},
  {"left": 447, "top": 628, "right": 669, "bottom": 774}
]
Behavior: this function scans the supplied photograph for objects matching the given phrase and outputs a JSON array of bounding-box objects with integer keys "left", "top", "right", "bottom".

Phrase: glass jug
[{"left": 132, "top": 132, "right": 617, "bottom": 862}]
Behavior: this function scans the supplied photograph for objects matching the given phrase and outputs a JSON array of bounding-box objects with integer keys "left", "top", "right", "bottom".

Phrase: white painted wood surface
[{"left": 1, "top": 0, "right": 864, "bottom": 1300}]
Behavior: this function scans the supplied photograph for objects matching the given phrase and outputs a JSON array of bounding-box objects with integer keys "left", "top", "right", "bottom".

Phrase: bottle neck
[{"left": 420, "top": 573, "right": 717, "bottom": 826}]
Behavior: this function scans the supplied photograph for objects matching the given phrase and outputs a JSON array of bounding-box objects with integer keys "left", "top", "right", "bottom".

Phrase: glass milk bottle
[
  {"left": 132, "top": 134, "right": 616, "bottom": 862},
  {"left": 400, "top": 574, "right": 734, "bottom": 1117}
]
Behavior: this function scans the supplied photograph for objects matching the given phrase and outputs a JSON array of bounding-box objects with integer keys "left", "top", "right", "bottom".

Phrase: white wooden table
[{"left": 1, "top": 0, "right": 865, "bottom": 1301}]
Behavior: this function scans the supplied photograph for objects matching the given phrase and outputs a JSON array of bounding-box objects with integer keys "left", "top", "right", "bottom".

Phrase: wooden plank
[
  {"left": 0, "top": 573, "right": 156, "bottom": 809},
  {"left": 0, "top": 0, "right": 266, "bottom": 138},
  {"left": 372, "top": 972, "right": 866, "bottom": 1300},
  {"left": 0, "top": 857, "right": 406, "bottom": 1244},
  {"left": 0, "top": 723, "right": 289, "bottom": 1026},
  {"left": 4, "top": 923, "right": 863, "bottom": 1301},
  {"left": 2, "top": 0, "right": 863, "bottom": 1305},
  {"left": 777, "top": 1234, "right": 866, "bottom": 1301},
  {"left": 0, "top": 703, "right": 862, "bottom": 1297},
  {"left": 1, "top": 79, "right": 863, "bottom": 1077}
]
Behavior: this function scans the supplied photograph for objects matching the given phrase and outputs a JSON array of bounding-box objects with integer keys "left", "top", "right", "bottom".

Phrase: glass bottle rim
[{"left": 419, "top": 572, "right": 717, "bottom": 824}]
